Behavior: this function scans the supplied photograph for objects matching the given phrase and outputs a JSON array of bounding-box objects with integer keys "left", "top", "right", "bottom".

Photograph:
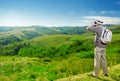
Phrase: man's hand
[
  {"left": 89, "top": 22, "right": 94, "bottom": 27},
  {"left": 86, "top": 22, "right": 94, "bottom": 30}
]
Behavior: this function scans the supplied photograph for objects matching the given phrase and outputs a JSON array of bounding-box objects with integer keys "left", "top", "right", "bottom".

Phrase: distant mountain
[
  {"left": 0, "top": 25, "right": 119, "bottom": 46},
  {"left": 0, "top": 26, "right": 87, "bottom": 39},
  {"left": 104, "top": 24, "right": 115, "bottom": 27},
  {"left": 0, "top": 26, "right": 86, "bottom": 46},
  {"left": 0, "top": 27, "right": 14, "bottom": 32}
]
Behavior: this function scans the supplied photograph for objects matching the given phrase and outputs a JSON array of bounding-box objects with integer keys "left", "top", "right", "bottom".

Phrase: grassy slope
[
  {"left": 0, "top": 56, "right": 49, "bottom": 81},
  {"left": 56, "top": 64, "right": 120, "bottom": 81},
  {"left": 0, "top": 25, "right": 120, "bottom": 81},
  {"left": 0, "top": 56, "right": 120, "bottom": 81},
  {"left": 0, "top": 56, "right": 119, "bottom": 81}
]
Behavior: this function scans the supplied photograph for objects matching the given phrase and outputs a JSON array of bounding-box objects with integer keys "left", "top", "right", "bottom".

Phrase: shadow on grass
[{"left": 96, "top": 77, "right": 111, "bottom": 81}]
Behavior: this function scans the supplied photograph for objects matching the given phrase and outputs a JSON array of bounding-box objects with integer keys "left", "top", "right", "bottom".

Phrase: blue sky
[{"left": 0, "top": 0, "right": 120, "bottom": 26}]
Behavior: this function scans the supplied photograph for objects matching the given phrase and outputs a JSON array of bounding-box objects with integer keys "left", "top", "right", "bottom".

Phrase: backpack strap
[{"left": 99, "top": 26, "right": 107, "bottom": 44}]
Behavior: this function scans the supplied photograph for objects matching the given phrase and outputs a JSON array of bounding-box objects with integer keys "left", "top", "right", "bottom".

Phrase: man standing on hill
[{"left": 86, "top": 20, "right": 109, "bottom": 77}]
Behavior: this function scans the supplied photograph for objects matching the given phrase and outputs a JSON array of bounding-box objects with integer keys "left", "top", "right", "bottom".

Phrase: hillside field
[{"left": 0, "top": 25, "right": 120, "bottom": 81}]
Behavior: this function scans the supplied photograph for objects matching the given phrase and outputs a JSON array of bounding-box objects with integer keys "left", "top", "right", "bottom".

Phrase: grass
[
  {"left": 0, "top": 31, "right": 120, "bottom": 81},
  {"left": 56, "top": 64, "right": 120, "bottom": 81},
  {"left": 0, "top": 56, "right": 50, "bottom": 81},
  {"left": 0, "top": 53, "right": 120, "bottom": 81}
]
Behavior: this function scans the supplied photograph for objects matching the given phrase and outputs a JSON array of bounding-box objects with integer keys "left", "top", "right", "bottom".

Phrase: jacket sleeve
[{"left": 87, "top": 26, "right": 99, "bottom": 33}]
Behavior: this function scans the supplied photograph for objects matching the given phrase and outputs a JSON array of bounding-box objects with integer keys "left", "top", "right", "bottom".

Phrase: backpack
[{"left": 100, "top": 27, "right": 112, "bottom": 43}]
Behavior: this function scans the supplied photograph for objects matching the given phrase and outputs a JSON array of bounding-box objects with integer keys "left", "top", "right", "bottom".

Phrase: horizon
[
  {"left": 0, "top": 25, "right": 87, "bottom": 27},
  {"left": 0, "top": 24, "right": 117, "bottom": 28},
  {"left": 0, "top": 0, "right": 120, "bottom": 27}
]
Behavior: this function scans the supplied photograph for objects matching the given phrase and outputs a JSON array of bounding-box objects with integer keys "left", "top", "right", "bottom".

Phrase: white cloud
[
  {"left": 100, "top": 11, "right": 115, "bottom": 14},
  {"left": 83, "top": 16, "right": 120, "bottom": 24}
]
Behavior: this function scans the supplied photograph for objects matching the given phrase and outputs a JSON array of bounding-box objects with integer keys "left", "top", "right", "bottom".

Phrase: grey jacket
[{"left": 87, "top": 25, "right": 106, "bottom": 48}]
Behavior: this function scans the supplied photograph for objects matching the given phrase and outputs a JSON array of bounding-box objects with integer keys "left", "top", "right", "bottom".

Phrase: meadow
[{"left": 0, "top": 25, "right": 120, "bottom": 81}]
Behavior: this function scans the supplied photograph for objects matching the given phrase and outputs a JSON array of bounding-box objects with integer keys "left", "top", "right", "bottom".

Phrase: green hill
[
  {"left": 0, "top": 25, "right": 120, "bottom": 81},
  {"left": 0, "top": 26, "right": 87, "bottom": 46},
  {"left": 0, "top": 25, "right": 119, "bottom": 46}
]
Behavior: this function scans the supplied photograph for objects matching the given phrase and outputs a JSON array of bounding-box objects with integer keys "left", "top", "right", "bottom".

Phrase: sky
[{"left": 0, "top": 0, "right": 120, "bottom": 27}]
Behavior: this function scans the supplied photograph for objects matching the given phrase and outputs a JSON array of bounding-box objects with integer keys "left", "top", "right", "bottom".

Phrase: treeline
[
  {"left": 0, "top": 25, "right": 120, "bottom": 59},
  {"left": 0, "top": 35, "right": 94, "bottom": 59},
  {"left": 0, "top": 35, "right": 22, "bottom": 45},
  {"left": 0, "top": 34, "right": 120, "bottom": 60},
  {"left": 18, "top": 39, "right": 94, "bottom": 59}
]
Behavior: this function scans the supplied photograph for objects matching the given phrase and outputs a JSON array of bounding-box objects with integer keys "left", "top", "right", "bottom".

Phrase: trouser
[{"left": 93, "top": 46, "right": 108, "bottom": 76}]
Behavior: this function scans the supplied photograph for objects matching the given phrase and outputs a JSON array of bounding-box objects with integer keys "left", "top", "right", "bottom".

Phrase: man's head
[{"left": 94, "top": 20, "right": 103, "bottom": 26}]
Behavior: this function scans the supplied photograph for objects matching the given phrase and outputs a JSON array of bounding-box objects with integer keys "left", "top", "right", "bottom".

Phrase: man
[{"left": 86, "top": 20, "right": 109, "bottom": 77}]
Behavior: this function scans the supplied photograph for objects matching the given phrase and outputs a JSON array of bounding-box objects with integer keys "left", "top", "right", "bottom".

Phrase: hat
[{"left": 95, "top": 20, "right": 103, "bottom": 24}]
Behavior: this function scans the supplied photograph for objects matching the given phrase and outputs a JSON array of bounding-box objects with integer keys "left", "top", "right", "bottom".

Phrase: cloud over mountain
[{"left": 83, "top": 16, "right": 120, "bottom": 24}]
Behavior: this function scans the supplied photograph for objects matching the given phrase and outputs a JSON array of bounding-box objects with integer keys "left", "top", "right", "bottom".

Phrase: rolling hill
[
  {"left": 0, "top": 26, "right": 87, "bottom": 46},
  {"left": 0, "top": 25, "right": 120, "bottom": 81},
  {"left": 0, "top": 25, "right": 118, "bottom": 46},
  {"left": 0, "top": 25, "right": 120, "bottom": 56}
]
